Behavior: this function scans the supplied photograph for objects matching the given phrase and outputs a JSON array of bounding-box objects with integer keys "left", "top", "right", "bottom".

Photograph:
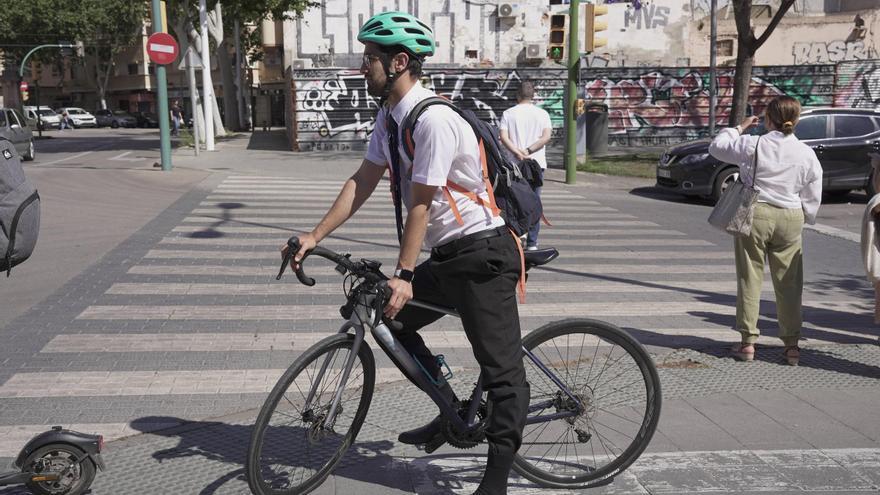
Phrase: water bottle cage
[{"left": 414, "top": 353, "right": 454, "bottom": 386}]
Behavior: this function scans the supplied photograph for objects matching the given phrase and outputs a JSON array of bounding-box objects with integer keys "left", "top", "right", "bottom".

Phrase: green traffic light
[{"left": 550, "top": 47, "right": 563, "bottom": 60}]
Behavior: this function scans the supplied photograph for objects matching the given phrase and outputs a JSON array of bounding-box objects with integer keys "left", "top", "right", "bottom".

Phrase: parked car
[
  {"left": 94, "top": 109, "right": 138, "bottom": 128},
  {"left": 656, "top": 108, "right": 880, "bottom": 201},
  {"left": 56, "top": 107, "right": 97, "bottom": 128},
  {"left": 23, "top": 106, "right": 61, "bottom": 130},
  {"left": 0, "top": 107, "right": 35, "bottom": 160},
  {"left": 131, "top": 111, "right": 160, "bottom": 128}
]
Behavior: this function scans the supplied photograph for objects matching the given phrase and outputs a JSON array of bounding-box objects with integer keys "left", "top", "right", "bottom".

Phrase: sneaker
[{"left": 525, "top": 245, "right": 539, "bottom": 251}]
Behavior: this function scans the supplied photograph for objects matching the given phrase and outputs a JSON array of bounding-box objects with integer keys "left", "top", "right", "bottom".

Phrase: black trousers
[{"left": 392, "top": 228, "right": 530, "bottom": 464}]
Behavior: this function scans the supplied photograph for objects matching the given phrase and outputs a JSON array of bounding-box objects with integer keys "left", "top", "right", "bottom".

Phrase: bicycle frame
[{"left": 303, "top": 289, "right": 585, "bottom": 434}]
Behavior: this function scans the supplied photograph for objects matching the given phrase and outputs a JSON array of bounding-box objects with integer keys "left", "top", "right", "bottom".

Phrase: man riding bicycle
[{"left": 286, "top": 11, "right": 529, "bottom": 495}]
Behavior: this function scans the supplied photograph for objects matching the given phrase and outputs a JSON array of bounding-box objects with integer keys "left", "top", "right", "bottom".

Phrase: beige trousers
[{"left": 734, "top": 203, "right": 804, "bottom": 346}]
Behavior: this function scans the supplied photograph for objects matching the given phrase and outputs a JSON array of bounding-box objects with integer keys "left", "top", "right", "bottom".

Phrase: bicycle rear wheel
[
  {"left": 247, "top": 333, "right": 375, "bottom": 495},
  {"left": 513, "top": 318, "right": 661, "bottom": 489}
]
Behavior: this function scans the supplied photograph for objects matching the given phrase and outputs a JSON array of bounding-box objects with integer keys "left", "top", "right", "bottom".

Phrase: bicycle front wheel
[
  {"left": 514, "top": 318, "right": 661, "bottom": 489},
  {"left": 247, "top": 333, "right": 376, "bottom": 495}
]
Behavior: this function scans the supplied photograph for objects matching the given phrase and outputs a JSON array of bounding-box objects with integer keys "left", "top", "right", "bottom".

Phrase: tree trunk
[
  {"left": 173, "top": 19, "right": 204, "bottom": 141},
  {"left": 729, "top": 43, "right": 754, "bottom": 126},
  {"left": 211, "top": 4, "right": 240, "bottom": 131},
  {"left": 234, "top": 19, "right": 248, "bottom": 131},
  {"left": 186, "top": 20, "right": 226, "bottom": 137}
]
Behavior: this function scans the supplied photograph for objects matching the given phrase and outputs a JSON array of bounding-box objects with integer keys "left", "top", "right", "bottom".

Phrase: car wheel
[
  {"left": 23, "top": 140, "right": 35, "bottom": 161},
  {"left": 111, "top": 121, "right": 119, "bottom": 129},
  {"left": 712, "top": 167, "right": 739, "bottom": 203}
]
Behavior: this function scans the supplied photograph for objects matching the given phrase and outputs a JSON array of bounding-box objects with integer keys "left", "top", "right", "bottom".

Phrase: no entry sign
[
  {"left": 19, "top": 81, "right": 28, "bottom": 92},
  {"left": 147, "top": 32, "right": 179, "bottom": 65}
]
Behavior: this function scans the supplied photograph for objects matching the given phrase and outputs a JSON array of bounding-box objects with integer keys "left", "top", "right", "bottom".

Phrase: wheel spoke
[
  {"left": 517, "top": 323, "right": 659, "bottom": 486},
  {"left": 249, "top": 338, "right": 373, "bottom": 495}
]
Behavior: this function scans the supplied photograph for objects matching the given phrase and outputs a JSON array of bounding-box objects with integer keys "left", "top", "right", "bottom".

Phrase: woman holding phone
[{"left": 708, "top": 96, "right": 823, "bottom": 366}]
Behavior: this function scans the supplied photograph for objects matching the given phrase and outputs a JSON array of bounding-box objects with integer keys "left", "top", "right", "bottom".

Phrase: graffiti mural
[
  {"left": 624, "top": 4, "right": 671, "bottom": 30},
  {"left": 289, "top": 62, "right": 873, "bottom": 150},
  {"left": 834, "top": 60, "right": 880, "bottom": 109},
  {"left": 581, "top": 65, "right": 836, "bottom": 146},
  {"left": 291, "top": 68, "right": 566, "bottom": 151},
  {"left": 793, "top": 41, "right": 869, "bottom": 65}
]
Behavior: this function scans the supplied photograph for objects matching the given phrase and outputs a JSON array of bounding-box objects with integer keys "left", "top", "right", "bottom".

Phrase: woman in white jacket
[{"left": 709, "top": 96, "right": 823, "bottom": 366}]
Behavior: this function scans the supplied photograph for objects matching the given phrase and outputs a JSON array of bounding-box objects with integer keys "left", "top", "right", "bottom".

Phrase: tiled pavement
[{"left": 1, "top": 169, "right": 879, "bottom": 493}]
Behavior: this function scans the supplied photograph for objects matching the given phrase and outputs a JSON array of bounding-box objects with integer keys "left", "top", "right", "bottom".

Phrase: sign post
[{"left": 147, "top": 4, "right": 178, "bottom": 172}]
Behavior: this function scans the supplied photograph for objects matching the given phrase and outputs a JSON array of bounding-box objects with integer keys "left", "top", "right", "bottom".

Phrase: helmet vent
[
  {"left": 375, "top": 29, "right": 394, "bottom": 36},
  {"left": 404, "top": 28, "right": 424, "bottom": 34},
  {"left": 416, "top": 20, "right": 432, "bottom": 32},
  {"left": 363, "top": 21, "right": 382, "bottom": 32},
  {"left": 416, "top": 39, "right": 432, "bottom": 46},
  {"left": 392, "top": 16, "right": 411, "bottom": 23}
]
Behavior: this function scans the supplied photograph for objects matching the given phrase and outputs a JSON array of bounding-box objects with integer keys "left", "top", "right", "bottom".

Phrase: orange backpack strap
[
  {"left": 508, "top": 228, "right": 526, "bottom": 303},
  {"left": 542, "top": 213, "right": 552, "bottom": 226},
  {"left": 441, "top": 138, "right": 502, "bottom": 225}
]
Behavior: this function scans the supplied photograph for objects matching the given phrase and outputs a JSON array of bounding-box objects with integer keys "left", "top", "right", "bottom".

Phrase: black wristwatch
[{"left": 394, "top": 268, "right": 415, "bottom": 282}]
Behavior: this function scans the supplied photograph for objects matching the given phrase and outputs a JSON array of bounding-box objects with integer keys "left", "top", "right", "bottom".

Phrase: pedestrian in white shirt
[
  {"left": 709, "top": 96, "right": 823, "bottom": 366},
  {"left": 499, "top": 82, "right": 552, "bottom": 250}
]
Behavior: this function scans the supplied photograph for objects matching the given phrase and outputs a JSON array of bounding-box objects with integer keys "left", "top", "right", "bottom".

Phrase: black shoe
[{"left": 398, "top": 415, "right": 442, "bottom": 445}]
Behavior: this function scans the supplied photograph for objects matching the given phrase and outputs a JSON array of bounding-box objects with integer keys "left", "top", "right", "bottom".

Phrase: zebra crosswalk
[{"left": 0, "top": 175, "right": 869, "bottom": 458}]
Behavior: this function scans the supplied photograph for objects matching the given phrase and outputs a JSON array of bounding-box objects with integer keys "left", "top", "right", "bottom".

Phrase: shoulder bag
[{"left": 707, "top": 136, "right": 762, "bottom": 236}]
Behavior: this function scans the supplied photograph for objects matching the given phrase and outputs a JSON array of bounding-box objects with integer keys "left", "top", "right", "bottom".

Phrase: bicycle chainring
[{"left": 440, "top": 400, "right": 488, "bottom": 450}]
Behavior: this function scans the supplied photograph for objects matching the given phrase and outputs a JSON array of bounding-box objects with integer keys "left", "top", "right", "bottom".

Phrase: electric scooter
[{"left": 0, "top": 426, "right": 104, "bottom": 495}]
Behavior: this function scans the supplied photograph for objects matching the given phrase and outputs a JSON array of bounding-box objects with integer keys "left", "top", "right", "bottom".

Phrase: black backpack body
[
  {"left": 397, "top": 97, "right": 543, "bottom": 237},
  {"left": 0, "top": 137, "right": 40, "bottom": 276}
]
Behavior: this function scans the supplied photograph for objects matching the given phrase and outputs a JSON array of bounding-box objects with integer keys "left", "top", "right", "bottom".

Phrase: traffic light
[
  {"left": 584, "top": 4, "right": 608, "bottom": 53},
  {"left": 548, "top": 14, "right": 566, "bottom": 61},
  {"left": 21, "top": 90, "right": 29, "bottom": 102}
]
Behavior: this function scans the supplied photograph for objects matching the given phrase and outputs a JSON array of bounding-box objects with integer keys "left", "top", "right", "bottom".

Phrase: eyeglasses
[{"left": 361, "top": 54, "right": 381, "bottom": 67}]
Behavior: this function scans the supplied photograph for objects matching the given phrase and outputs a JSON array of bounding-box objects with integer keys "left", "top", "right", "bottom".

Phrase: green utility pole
[
  {"left": 151, "top": 0, "right": 173, "bottom": 171},
  {"left": 564, "top": 0, "right": 580, "bottom": 185}
]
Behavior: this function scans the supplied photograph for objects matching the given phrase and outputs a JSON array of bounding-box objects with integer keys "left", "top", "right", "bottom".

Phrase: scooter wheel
[{"left": 23, "top": 443, "right": 96, "bottom": 495}]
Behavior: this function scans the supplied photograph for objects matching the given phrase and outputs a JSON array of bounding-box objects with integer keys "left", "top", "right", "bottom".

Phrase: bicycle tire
[
  {"left": 513, "top": 318, "right": 661, "bottom": 489},
  {"left": 246, "top": 333, "right": 376, "bottom": 495}
]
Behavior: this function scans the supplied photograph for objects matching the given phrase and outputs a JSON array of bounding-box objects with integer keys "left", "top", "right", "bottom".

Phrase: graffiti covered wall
[
  {"left": 584, "top": 64, "right": 836, "bottom": 146},
  {"left": 290, "top": 63, "right": 841, "bottom": 151},
  {"left": 291, "top": 68, "right": 567, "bottom": 152},
  {"left": 834, "top": 60, "right": 880, "bottom": 109}
]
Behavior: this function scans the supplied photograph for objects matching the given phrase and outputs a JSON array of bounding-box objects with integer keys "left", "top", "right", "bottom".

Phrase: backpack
[
  {"left": 396, "top": 97, "right": 543, "bottom": 238},
  {"left": 0, "top": 137, "right": 41, "bottom": 276}
]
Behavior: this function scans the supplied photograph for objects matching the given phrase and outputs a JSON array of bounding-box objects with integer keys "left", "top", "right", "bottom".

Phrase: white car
[
  {"left": 56, "top": 107, "right": 97, "bottom": 128},
  {"left": 23, "top": 106, "right": 61, "bottom": 129}
]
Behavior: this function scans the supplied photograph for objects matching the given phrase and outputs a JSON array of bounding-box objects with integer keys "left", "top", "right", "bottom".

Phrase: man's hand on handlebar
[
  {"left": 384, "top": 277, "right": 412, "bottom": 320},
  {"left": 281, "top": 233, "right": 318, "bottom": 273}
]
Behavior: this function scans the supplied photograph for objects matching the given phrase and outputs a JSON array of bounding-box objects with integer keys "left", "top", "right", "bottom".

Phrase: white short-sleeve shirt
[
  {"left": 364, "top": 84, "right": 505, "bottom": 248},
  {"left": 498, "top": 103, "right": 553, "bottom": 169}
]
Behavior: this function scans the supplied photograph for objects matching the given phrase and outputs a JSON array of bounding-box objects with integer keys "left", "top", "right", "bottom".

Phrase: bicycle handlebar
[{"left": 277, "top": 236, "right": 388, "bottom": 287}]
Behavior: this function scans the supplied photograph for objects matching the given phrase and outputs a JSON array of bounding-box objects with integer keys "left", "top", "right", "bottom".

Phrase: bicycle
[{"left": 246, "top": 236, "right": 662, "bottom": 494}]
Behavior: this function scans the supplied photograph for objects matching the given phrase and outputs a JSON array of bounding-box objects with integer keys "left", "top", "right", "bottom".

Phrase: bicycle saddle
[{"left": 524, "top": 248, "right": 559, "bottom": 268}]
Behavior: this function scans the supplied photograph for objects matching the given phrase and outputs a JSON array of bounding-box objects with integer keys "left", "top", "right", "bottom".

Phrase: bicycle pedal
[{"left": 423, "top": 433, "right": 446, "bottom": 454}]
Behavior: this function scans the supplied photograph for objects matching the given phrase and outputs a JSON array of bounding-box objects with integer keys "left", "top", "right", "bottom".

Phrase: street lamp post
[
  {"left": 708, "top": 0, "right": 718, "bottom": 136},
  {"left": 18, "top": 43, "right": 74, "bottom": 138}
]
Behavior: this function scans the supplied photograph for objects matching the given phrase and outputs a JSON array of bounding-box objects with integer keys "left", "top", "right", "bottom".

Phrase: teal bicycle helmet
[{"left": 358, "top": 11, "right": 435, "bottom": 58}]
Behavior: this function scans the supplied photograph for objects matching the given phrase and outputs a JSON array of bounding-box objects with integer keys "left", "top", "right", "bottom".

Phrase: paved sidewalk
[{"left": 0, "top": 132, "right": 878, "bottom": 494}]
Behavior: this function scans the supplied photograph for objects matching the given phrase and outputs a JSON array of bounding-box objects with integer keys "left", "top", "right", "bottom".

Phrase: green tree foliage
[
  {"left": 0, "top": 0, "right": 145, "bottom": 67},
  {"left": 0, "top": 0, "right": 145, "bottom": 107}
]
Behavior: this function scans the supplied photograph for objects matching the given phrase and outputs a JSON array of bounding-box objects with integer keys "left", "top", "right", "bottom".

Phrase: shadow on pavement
[
  {"left": 537, "top": 264, "right": 880, "bottom": 379},
  {"left": 246, "top": 130, "right": 291, "bottom": 151},
  {"left": 128, "top": 416, "right": 472, "bottom": 494}
]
